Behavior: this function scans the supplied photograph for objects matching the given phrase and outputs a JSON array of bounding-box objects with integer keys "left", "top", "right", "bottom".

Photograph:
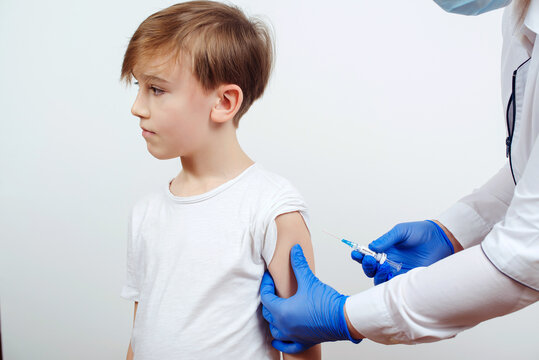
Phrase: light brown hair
[{"left": 121, "top": 1, "right": 274, "bottom": 126}]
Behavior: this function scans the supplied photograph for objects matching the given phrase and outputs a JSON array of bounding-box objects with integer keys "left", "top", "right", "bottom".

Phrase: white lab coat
[{"left": 346, "top": 1, "right": 539, "bottom": 344}]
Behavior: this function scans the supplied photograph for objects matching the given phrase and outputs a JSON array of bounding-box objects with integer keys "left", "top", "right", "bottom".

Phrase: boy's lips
[{"left": 141, "top": 126, "right": 156, "bottom": 137}]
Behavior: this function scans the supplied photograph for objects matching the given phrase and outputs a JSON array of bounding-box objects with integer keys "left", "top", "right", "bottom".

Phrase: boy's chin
[{"left": 147, "top": 146, "right": 180, "bottom": 160}]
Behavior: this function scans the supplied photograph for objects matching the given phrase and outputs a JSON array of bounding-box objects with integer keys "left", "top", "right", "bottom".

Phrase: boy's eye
[
  {"left": 132, "top": 81, "right": 163, "bottom": 96},
  {"left": 150, "top": 86, "right": 164, "bottom": 96}
]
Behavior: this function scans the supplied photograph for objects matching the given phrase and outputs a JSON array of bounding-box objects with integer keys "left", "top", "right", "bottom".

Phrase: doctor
[{"left": 260, "top": 0, "right": 539, "bottom": 353}]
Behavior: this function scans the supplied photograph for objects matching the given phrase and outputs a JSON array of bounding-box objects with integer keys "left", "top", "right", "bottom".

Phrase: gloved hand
[
  {"left": 260, "top": 244, "right": 361, "bottom": 354},
  {"left": 353, "top": 220, "right": 455, "bottom": 285}
]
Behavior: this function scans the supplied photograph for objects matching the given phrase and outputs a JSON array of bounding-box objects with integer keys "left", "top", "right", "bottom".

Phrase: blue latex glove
[
  {"left": 352, "top": 220, "right": 455, "bottom": 285},
  {"left": 260, "top": 244, "right": 361, "bottom": 354}
]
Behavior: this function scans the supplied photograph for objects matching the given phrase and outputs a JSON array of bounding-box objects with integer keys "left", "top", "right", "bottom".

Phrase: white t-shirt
[{"left": 121, "top": 163, "right": 308, "bottom": 360}]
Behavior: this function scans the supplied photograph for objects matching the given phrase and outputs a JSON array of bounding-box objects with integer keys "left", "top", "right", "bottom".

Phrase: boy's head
[{"left": 122, "top": 1, "right": 273, "bottom": 127}]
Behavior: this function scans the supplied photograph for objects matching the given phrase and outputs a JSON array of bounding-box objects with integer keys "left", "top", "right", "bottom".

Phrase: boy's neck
[{"left": 171, "top": 132, "right": 254, "bottom": 197}]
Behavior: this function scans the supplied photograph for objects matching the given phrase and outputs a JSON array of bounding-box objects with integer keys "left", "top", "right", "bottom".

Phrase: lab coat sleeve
[
  {"left": 436, "top": 163, "right": 515, "bottom": 249},
  {"left": 482, "top": 133, "right": 539, "bottom": 290},
  {"left": 345, "top": 245, "right": 539, "bottom": 344}
]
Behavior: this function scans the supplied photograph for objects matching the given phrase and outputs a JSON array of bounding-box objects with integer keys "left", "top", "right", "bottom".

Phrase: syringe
[{"left": 324, "top": 230, "right": 402, "bottom": 272}]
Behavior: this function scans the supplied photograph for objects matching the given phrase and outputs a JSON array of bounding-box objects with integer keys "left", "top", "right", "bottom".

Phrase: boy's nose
[{"left": 131, "top": 92, "right": 150, "bottom": 119}]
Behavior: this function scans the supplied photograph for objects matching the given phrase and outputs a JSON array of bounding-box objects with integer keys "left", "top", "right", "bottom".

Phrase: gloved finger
[
  {"left": 272, "top": 340, "right": 311, "bottom": 354},
  {"left": 290, "top": 244, "right": 315, "bottom": 289},
  {"left": 351, "top": 250, "right": 364, "bottom": 264},
  {"left": 369, "top": 224, "right": 407, "bottom": 253},
  {"left": 260, "top": 271, "right": 283, "bottom": 312},
  {"left": 373, "top": 263, "right": 392, "bottom": 285},
  {"left": 262, "top": 305, "right": 273, "bottom": 324},
  {"left": 269, "top": 323, "right": 284, "bottom": 341},
  {"left": 361, "top": 255, "right": 378, "bottom": 278}
]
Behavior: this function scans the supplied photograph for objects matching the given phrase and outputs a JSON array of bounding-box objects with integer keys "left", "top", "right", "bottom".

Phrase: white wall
[{"left": 1, "top": 0, "right": 537, "bottom": 359}]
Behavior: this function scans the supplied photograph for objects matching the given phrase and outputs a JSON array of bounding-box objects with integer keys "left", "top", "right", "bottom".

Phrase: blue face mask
[{"left": 433, "top": 0, "right": 512, "bottom": 15}]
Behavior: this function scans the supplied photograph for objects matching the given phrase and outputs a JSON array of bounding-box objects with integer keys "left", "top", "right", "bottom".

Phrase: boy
[{"left": 120, "top": 2, "right": 320, "bottom": 359}]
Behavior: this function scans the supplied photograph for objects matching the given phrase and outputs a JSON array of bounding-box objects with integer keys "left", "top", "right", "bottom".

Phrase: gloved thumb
[
  {"left": 370, "top": 225, "right": 406, "bottom": 253},
  {"left": 351, "top": 250, "right": 365, "bottom": 264},
  {"left": 290, "top": 244, "right": 315, "bottom": 289}
]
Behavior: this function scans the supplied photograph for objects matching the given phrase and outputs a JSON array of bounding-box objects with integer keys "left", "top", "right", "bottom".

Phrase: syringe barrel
[
  {"left": 358, "top": 246, "right": 389, "bottom": 265},
  {"left": 357, "top": 245, "right": 377, "bottom": 257}
]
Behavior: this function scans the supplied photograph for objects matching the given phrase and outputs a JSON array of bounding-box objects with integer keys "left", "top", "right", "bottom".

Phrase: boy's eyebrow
[{"left": 134, "top": 73, "right": 172, "bottom": 84}]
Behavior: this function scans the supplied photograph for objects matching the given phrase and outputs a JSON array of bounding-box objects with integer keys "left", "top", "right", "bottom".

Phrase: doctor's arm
[
  {"left": 357, "top": 164, "right": 515, "bottom": 285},
  {"left": 346, "top": 245, "right": 539, "bottom": 344},
  {"left": 349, "top": 143, "right": 539, "bottom": 343}
]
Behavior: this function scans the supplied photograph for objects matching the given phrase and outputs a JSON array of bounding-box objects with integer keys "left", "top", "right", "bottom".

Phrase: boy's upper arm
[
  {"left": 267, "top": 212, "right": 321, "bottom": 359},
  {"left": 127, "top": 302, "right": 138, "bottom": 360},
  {"left": 267, "top": 211, "right": 315, "bottom": 298}
]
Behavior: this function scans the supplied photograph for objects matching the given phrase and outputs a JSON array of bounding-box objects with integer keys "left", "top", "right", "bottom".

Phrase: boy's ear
[{"left": 211, "top": 84, "right": 243, "bottom": 124}]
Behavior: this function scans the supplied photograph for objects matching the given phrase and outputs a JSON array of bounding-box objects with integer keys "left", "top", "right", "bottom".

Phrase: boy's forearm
[{"left": 282, "top": 344, "right": 321, "bottom": 360}]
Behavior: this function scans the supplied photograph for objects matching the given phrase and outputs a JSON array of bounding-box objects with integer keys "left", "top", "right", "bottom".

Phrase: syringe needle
[{"left": 323, "top": 229, "right": 342, "bottom": 240}]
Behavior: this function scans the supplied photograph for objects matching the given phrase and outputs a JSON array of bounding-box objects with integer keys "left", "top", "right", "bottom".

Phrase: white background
[{"left": 1, "top": 0, "right": 538, "bottom": 359}]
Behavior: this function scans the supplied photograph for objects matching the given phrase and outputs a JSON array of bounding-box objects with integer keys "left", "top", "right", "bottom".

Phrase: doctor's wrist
[{"left": 432, "top": 220, "right": 463, "bottom": 253}]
